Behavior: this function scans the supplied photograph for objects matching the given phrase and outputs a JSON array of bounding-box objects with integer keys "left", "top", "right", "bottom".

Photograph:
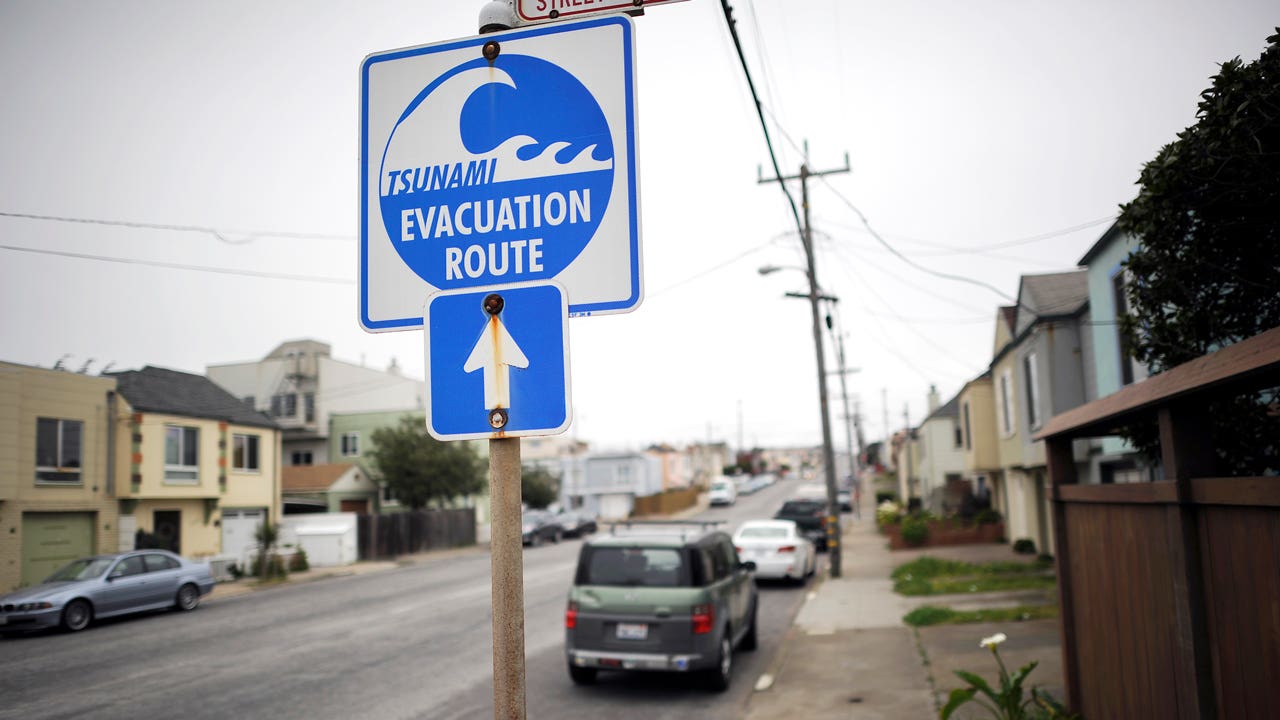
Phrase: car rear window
[
  {"left": 579, "top": 546, "right": 690, "bottom": 587},
  {"left": 739, "top": 526, "right": 789, "bottom": 539},
  {"left": 779, "top": 500, "right": 825, "bottom": 515}
]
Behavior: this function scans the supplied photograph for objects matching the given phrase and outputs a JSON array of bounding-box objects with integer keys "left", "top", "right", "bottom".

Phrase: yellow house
[
  {"left": 0, "top": 362, "right": 122, "bottom": 592},
  {"left": 957, "top": 371, "right": 1003, "bottom": 518},
  {"left": 108, "top": 366, "right": 281, "bottom": 562}
]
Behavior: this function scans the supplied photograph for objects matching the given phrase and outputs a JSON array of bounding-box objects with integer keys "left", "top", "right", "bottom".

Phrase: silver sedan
[{"left": 0, "top": 550, "right": 215, "bottom": 634}]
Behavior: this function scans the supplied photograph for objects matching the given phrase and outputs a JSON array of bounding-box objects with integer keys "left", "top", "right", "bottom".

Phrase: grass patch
[
  {"left": 893, "top": 555, "right": 1055, "bottom": 596},
  {"left": 903, "top": 604, "right": 1059, "bottom": 627}
]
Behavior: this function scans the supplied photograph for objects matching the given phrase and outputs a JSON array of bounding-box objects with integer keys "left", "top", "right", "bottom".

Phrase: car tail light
[
  {"left": 565, "top": 601, "right": 578, "bottom": 629},
  {"left": 734, "top": 546, "right": 743, "bottom": 554},
  {"left": 691, "top": 603, "right": 714, "bottom": 634},
  {"left": 777, "top": 545, "right": 796, "bottom": 553}
]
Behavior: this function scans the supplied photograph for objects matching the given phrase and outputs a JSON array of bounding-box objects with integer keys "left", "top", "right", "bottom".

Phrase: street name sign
[
  {"left": 424, "top": 281, "right": 572, "bottom": 440},
  {"left": 360, "top": 15, "right": 642, "bottom": 333},
  {"left": 515, "top": 0, "right": 689, "bottom": 25}
]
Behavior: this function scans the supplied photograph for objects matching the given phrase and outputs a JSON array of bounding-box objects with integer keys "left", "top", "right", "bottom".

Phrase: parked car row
[{"left": 522, "top": 509, "right": 600, "bottom": 547}]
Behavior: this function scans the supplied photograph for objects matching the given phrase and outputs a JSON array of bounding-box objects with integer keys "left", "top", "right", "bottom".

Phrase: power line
[
  {"left": 648, "top": 239, "right": 775, "bottom": 299},
  {"left": 0, "top": 210, "right": 353, "bottom": 244},
  {"left": 0, "top": 244, "right": 353, "bottom": 285}
]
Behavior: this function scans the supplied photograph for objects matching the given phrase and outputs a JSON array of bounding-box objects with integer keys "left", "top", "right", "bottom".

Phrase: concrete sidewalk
[{"left": 745, "top": 514, "right": 1064, "bottom": 719}]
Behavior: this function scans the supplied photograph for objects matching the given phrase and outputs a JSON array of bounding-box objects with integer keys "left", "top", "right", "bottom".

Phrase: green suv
[{"left": 564, "top": 521, "right": 759, "bottom": 692}]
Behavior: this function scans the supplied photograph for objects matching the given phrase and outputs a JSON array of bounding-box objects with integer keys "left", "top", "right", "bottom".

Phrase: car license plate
[{"left": 616, "top": 622, "right": 647, "bottom": 640}]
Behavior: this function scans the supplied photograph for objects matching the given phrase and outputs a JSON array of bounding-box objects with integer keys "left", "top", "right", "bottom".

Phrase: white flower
[{"left": 980, "top": 632, "right": 1007, "bottom": 649}]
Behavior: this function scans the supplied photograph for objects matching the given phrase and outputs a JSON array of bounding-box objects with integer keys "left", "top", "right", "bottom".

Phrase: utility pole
[
  {"left": 826, "top": 319, "right": 860, "bottom": 518},
  {"left": 903, "top": 403, "right": 914, "bottom": 504},
  {"left": 758, "top": 144, "right": 849, "bottom": 577}
]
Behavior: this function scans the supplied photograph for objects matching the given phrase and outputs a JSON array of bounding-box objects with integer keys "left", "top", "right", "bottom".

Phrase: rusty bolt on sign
[
  {"left": 482, "top": 41, "right": 500, "bottom": 62},
  {"left": 483, "top": 293, "right": 505, "bottom": 315},
  {"left": 489, "top": 408, "right": 509, "bottom": 430}
]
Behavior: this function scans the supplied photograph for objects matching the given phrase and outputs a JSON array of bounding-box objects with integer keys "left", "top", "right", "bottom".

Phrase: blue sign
[
  {"left": 424, "top": 281, "right": 572, "bottom": 440},
  {"left": 360, "top": 16, "right": 642, "bottom": 333}
]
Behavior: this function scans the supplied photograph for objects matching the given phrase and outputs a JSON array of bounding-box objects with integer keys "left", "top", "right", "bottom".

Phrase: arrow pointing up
[{"left": 463, "top": 315, "right": 529, "bottom": 410}]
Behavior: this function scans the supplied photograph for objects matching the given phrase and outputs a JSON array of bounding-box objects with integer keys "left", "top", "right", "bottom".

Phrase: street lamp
[{"left": 756, "top": 259, "right": 844, "bottom": 577}]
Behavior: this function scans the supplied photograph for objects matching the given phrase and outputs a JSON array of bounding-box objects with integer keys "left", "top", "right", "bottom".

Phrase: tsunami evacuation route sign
[{"left": 358, "top": 14, "right": 642, "bottom": 333}]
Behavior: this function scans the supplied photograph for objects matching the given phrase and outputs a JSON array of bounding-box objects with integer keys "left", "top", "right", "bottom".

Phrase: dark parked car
[
  {"left": 522, "top": 510, "right": 565, "bottom": 546},
  {"left": 556, "top": 511, "right": 598, "bottom": 538},
  {"left": 0, "top": 550, "right": 215, "bottom": 634},
  {"left": 774, "top": 498, "right": 829, "bottom": 550},
  {"left": 564, "top": 521, "right": 758, "bottom": 692}
]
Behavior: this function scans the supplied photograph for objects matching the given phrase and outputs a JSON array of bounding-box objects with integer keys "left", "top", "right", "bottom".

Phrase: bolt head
[
  {"left": 482, "top": 41, "right": 501, "bottom": 62},
  {"left": 483, "top": 293, "right": 504, "bottom": 315},
  {"left": 488, "top": 408, "right": 508, "bottom": 429}
]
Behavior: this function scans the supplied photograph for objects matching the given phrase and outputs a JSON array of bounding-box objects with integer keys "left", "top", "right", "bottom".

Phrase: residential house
[
  {"left": 327, "top": 409, "right": 490, "bottom": 531},
  {"left": 0, "top": 362, "right": 121, "bottom": 592},
  {"left": 891, "top": 428, "right": 920, "bottom": 507},
  {"left": 281, "top": 463, "right": 378, "bottom": 515},
  {"left": 647, "top": 444, "right": 692, "bottom": 491},
  {"left": 914, "top": 386, "right": 966, "bottom": 513},
  {"left": 558, "top": 452, "right": 664, "bottom": 519},
  {"left": 958, "top": 370, "right": 1002, "bottom": 518},
  {"left": 1078, "top": 224, "right": 1154, "bottom": 483},
  {"left": 207, "top": 339, "right": 424, "bottom": 467},
  {"left": 684, "top": 442, "right": 730, "bottom": 487},
  {"left": 107, "top": 366, "right": 282, "bottom": 563},
  {"left": 990, "top": 271, "right": 1092, "bottom": 555}
]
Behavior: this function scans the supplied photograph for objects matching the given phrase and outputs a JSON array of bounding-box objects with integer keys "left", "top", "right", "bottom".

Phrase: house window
[
  {"left": 961, "top": 401, "right": 972, "bottom": 450},
  {"left": 1023, "top": 352, "right": 1042, "bottom": 429},
  {"left": 164, "top": 425, "right": 199, "bottom": 483},
  {"left": 304, "top": 392, "right": 316, "bottom": 423},
  {"left": 270, "top": 393, "right": 297, "bottom": 418},
  {"left": 998, "top": 369, "right": 1015, "bottom": 437},
  {"left": 36, "top": 417, "right": 84, "bottom": 484},
  {"left": 1112, "top": 271, "right": 1134, "bottom": 386},
  {"left": 291, "top": 450, "right": 313, "bottom": 466},
  {"left": 616, "top": 465, "right": 633, "bottom": 485},
  {"left": 382, "top": 484, "right": 397, "bottom": 503},
  {"left": 952, "top": 420, "right": 962, "bottom": 449},
  {"left": 341, "top": 432, "right": 360, "bottom": 457},
  {"left": 232, "top": 434, "right": 260, "bottom": 471}
]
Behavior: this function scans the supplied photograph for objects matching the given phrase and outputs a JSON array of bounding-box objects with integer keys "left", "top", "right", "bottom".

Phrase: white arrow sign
[{"left": 463, "top": 316, "right": 530, "bottom": 410}]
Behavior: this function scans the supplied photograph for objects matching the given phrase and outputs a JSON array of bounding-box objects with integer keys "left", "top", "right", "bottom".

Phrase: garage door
[
  {"left": 221, "top": 508, "right": 266, "bottom": 564},
  {"left": 22, "top": 512, "right": 96, "bottom": 587}
]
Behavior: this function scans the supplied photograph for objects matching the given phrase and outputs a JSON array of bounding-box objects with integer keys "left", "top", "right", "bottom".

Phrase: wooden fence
[
  {"left": 1038, "top": 326, "right": 1280, "bottom": 718},
  {"left": 631, "top": 487, "right": 701, "bottom": 517},
  {"left": 356, "top": 509, "right": 476, "bottom": 560}
]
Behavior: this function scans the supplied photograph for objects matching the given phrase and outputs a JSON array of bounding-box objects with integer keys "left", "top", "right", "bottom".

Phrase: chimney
[{"left": 927, "top": 384, "right": 940, "bottom": 414}]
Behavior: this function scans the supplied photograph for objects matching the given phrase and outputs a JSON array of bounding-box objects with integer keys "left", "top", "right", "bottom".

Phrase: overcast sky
[{"left": 1, "top": 0, "right": 1274, "bottom": 452}]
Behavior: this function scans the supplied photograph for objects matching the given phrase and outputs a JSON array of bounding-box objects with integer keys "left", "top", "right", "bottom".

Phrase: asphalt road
[{"left": 0, "top": 478, "right": 821, "bottom": 720}]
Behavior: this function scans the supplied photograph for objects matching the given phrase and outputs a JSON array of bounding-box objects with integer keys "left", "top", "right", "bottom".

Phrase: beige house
[
  {"left": 0, "top": 362, "right": 122, "bottom": 592},
  {"left": 108, "top": 366, "right": 281, "bottom": 562}
]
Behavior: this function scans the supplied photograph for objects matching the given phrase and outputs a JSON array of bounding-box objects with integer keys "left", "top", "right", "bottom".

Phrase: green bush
[
  {"left": 901, "top": 516, "right": 930, "bottom": 546},
  {"left": 1012, "top": 538, "right": 1037, "bottom": 555},
  {"left": 250, "top": 553, "right": 288, "bottom": 581},
  {"left": 288, "top": 548, "right": 310, "bottom": 572},
  {"left": 875, "top": 491, "right": 896, "bottom": 505},
  {"left": 974, "top": 508, "right": 1002, "bottom": 525}
]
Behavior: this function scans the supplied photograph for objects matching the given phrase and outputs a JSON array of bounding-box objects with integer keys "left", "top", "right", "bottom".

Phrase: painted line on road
[{"left": 754, "top": 673, "right": 775, "bottom": 692}]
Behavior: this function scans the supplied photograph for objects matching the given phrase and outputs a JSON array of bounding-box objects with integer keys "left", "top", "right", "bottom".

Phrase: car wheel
[
  {"left": 568, "top": 663, "right": 597, "bottom": 685},
  {"left": 704, "top": 633, "right": 733, "bottom": 692},
  {"left": 61, "top": 599, "right": 92, "bottom": 632},
  {"left": 740, "top": 602, "right": 758, "bottom": 651},
  {"left": 175, "top": 583, "right": 201, "bottom": 612}
]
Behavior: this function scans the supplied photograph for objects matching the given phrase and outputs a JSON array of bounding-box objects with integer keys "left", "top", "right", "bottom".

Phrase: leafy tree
[
  {"left": 1117, "top": 30, "right": 1280, "bottom": 475},
  {"left": 367, "top": 416, "right": 486, "bottom": 510},
  {"left": 522, "top": 464, "right": 559, "bottom": 509}
]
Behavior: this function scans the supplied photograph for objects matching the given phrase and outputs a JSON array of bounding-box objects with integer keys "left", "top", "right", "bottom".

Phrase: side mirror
[{"left": 741, "top": 560, "right": 757, "bottom": 573}]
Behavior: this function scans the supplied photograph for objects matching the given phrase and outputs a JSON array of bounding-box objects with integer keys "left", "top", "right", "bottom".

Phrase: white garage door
[{"left": 221, "top": 508, "right": 266, "bottom": 565}]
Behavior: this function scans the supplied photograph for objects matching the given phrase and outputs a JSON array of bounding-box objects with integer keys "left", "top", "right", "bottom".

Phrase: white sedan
[{"left": 733, "top": 520, "right": 817, "bottom": 584}]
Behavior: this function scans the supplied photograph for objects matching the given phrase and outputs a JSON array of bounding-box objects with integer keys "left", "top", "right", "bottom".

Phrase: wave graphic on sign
[{"left": 379, "top": 54, "right": 614, "bottom": 290}]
